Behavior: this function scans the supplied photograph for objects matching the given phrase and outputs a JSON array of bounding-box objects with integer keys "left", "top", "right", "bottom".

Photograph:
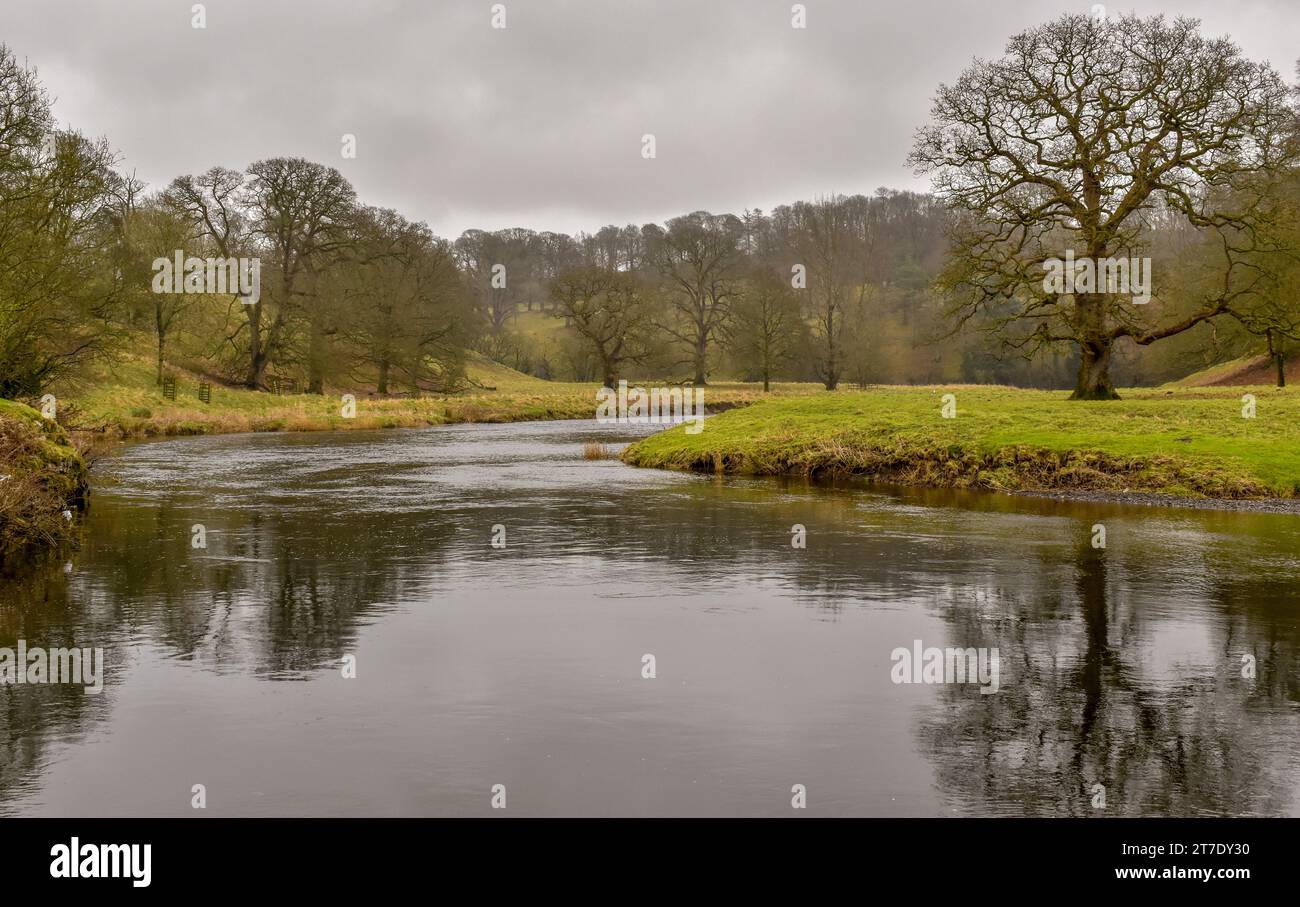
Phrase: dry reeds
[{"left": 582, "top": 442, "right": 616, "bottom": 460}]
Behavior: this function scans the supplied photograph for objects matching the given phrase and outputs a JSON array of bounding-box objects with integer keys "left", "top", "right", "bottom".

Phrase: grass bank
[
  {"left": 47, "top": 354, "right": 822, "bottom": 439},
  {"left": 0, "top": 399, "right": 88, "bottom": 557},
  {"left": 621, "top": 385, "right": 1300, "bottom": 501}
]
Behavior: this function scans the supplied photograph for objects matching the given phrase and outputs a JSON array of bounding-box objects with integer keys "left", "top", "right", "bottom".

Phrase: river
[{"left": 1, "top": 419, "right": 1298, "bottom": 816}]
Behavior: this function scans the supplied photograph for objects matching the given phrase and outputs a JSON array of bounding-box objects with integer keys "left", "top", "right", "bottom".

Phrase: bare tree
[
  {"left": 910, "top": 14, "right": 1297, "bottom": 398},
  {"left": 163, "top": 167, "right": 260, "bottom": 382},
  {"left": 243, "top": 157, "right": 356, "bottom": 392},
  {"left": 454, "top": 228, "right": 537, "bottom": 362},
  {"left": 339, "top": 207, "right": 472, "bottom": 394},
  {"left": 644, "top": 212, "right": 745, "bottom": 385},
  {"left": 728, "top": 266, "right": 801, "bottom": 391},
  {"left": 126, "top": 198, "right": 200, "bottom": 383},
  {"left": 549, "top": 265, "right": 653, "bottom": 388},
  {"left": 783, "top": 197, "right": 860, "bottom": 390}
]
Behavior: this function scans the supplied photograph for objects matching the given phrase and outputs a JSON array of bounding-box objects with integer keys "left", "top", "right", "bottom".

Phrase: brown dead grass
[{"left": 582, "top": 442, "right": 616, "bottom": 460}]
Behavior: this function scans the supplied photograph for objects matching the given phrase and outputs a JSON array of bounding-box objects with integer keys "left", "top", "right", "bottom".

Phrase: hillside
[{"left": 1171, "top": 354, "right": 1295, "bottom": 388}]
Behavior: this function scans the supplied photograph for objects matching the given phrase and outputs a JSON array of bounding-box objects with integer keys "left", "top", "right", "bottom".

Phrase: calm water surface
[{"left": 2, "top": 419, "right": 1298, "bottom": 816}]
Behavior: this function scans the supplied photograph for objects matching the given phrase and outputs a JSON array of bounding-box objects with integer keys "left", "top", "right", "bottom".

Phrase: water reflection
[{"left": 1, "top": 421, "right": 1297, "bottom": 816}]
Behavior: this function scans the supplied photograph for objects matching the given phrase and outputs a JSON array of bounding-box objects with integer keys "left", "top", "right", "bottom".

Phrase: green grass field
[{"left": 621, "top": 384, "right": 1300, "bottom": 499}]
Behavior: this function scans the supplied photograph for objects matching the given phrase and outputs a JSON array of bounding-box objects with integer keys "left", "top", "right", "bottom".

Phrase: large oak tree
[{"left": 910, "top": 14, "right": 1297, "bottom": 398}]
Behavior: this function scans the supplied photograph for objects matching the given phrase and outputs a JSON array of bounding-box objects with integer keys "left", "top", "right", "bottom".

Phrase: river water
[{"left": 2, "top": 419, "right": 1297, "bottom": 816}]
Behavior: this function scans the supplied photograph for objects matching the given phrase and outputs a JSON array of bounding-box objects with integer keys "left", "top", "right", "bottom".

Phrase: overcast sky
[{"left": 3, "top": 0, "right": 1296, "bottom": 237}]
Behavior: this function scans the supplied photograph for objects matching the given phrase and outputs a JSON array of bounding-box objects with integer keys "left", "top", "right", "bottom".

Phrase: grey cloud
[{"left": 3, "top": 0, "right": 1295, "bottom": 236}]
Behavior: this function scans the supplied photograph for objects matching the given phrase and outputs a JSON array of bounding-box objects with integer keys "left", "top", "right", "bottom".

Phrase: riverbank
[
  {"left": 52, "top": 355, "right": 817, "bottom": 439},
  {"left": 1014, "top": 488, "right": 1300, "bottom": 513},
  {"left": 0, "top": 400, "right": 88, "bottom": 557},
  {"left": 621, "top": 385, "right": 1300, "bottom": 504}
]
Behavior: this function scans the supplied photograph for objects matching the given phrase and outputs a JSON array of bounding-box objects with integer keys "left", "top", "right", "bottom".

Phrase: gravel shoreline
[{"left": 1014, "top": 488, "right": 1300, "bottom": 514}]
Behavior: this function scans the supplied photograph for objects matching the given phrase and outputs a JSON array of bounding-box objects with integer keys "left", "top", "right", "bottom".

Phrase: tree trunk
[
  {"left": 307, "top": 318, "right": 326, "bottom": 395},
  {"left": 245, "top": 302, "right": 264, "bottom": 389},
  {"left": 1276, "top": 353, "right": 1286, "bottom": 388},
  {"left": 247, "top": 349, "right": 269, "bottom": 390},
  {"left": 692, "top": 336, "right": 707, "bottom": 386},
  {"left": 156, "top": 329, "right": 165, "bottom": 386},
  {"left": 377, "top": 359, "right": 390, "bottom": 395},
  {"left": 601, "top": 359, "right": 619, "bottom": 389},
  {"left": 822, "top": 305, "right": 839, "bottom": 390},
  {"left": 1070, "top": 292, "right": 1119, "bottom": 400},
  {"left": 1071, "top": 337, "right": 1120, "bottom": 400}
]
